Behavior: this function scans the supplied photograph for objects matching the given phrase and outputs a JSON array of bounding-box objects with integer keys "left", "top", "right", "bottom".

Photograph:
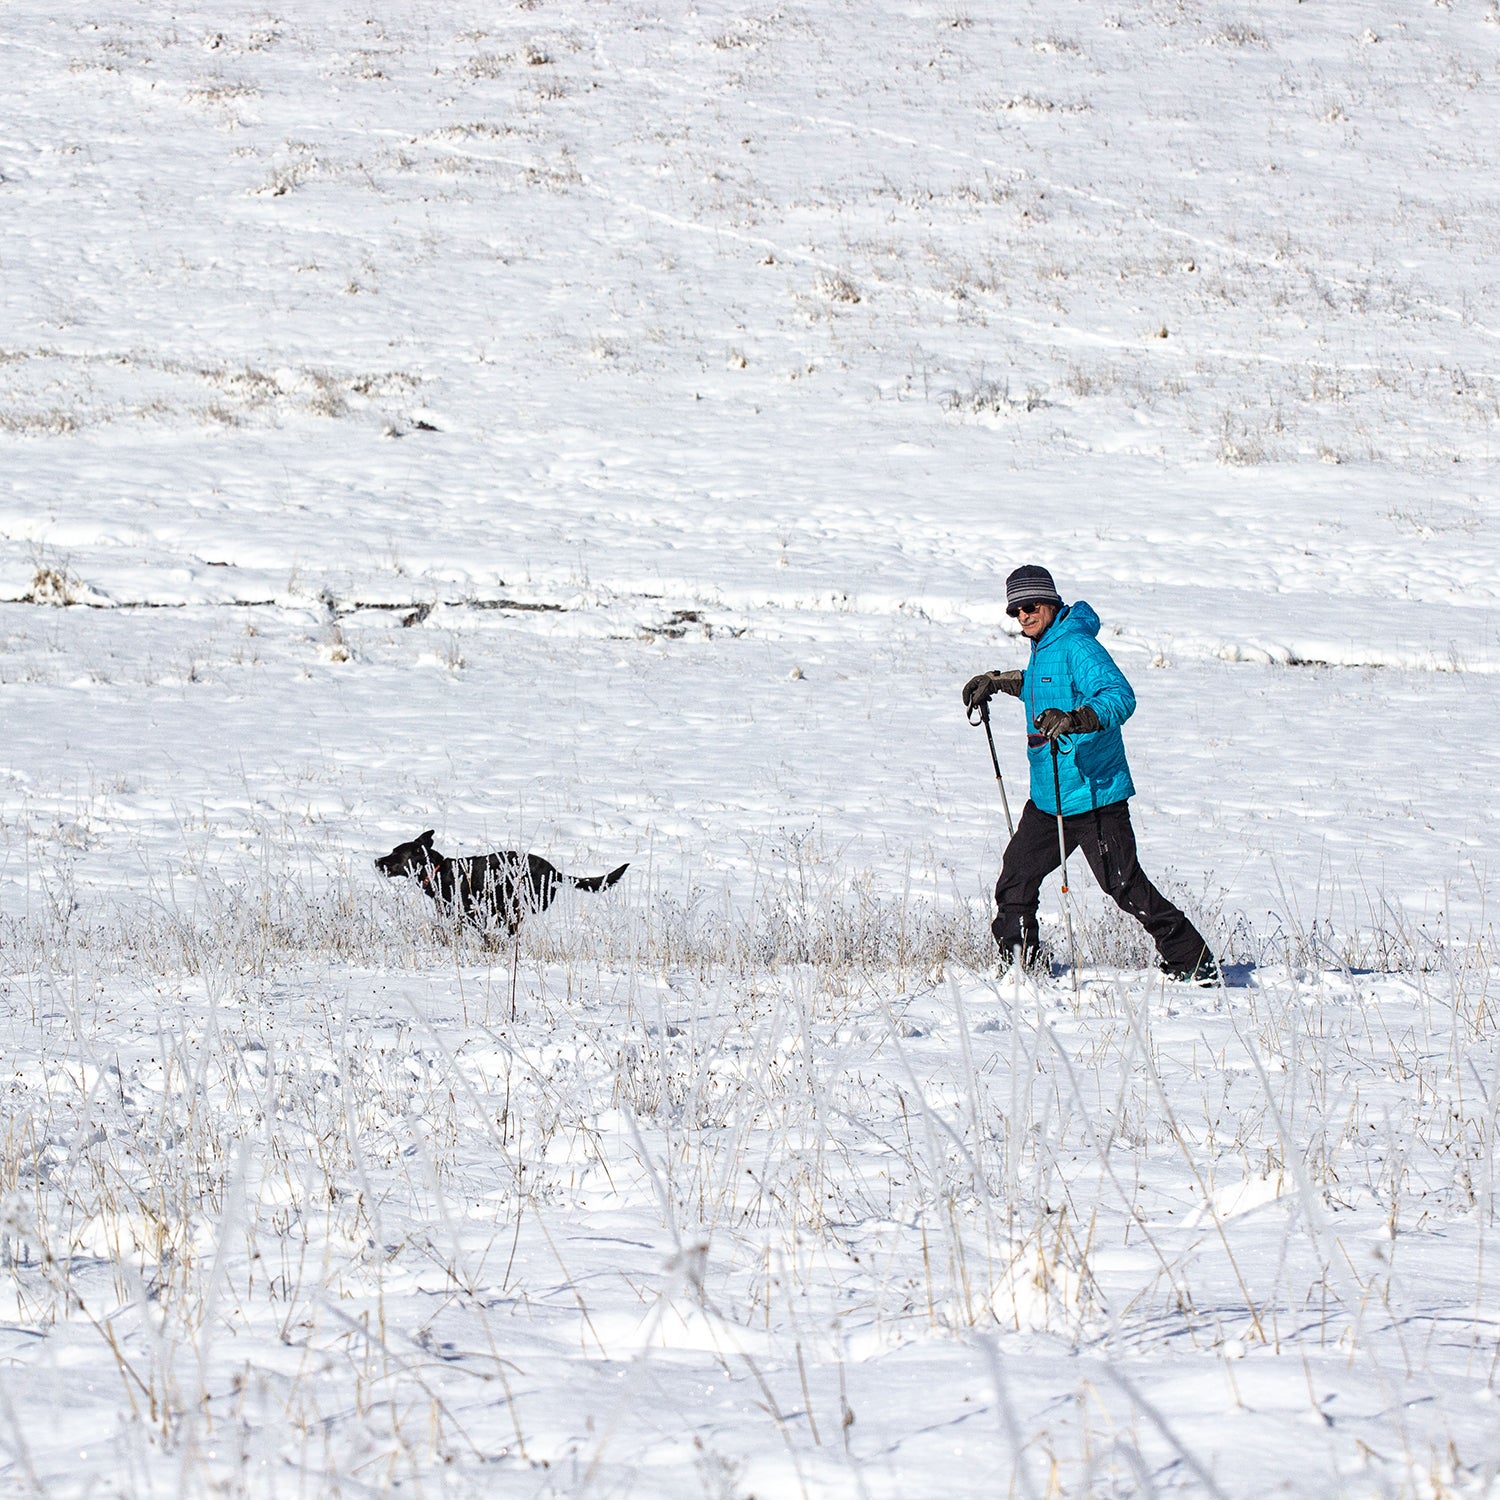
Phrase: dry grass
[{"left": 0, "top": 826, "right": 1494, "bottom": 1492}]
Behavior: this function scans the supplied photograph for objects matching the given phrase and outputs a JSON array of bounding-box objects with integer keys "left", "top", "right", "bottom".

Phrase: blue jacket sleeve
[{"left": 1070, "top": 637, "right": 1136, "bottom": 729}]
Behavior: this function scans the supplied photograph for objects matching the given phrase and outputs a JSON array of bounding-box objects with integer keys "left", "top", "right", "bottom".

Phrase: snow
[{"left": 2, "top": 0, "right": 1499, "bottom": 1494}]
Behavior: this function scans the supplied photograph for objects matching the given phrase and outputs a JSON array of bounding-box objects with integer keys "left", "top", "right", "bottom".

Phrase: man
[{"left": 962, "top": 564, "right": 1218, "bottom": 984}]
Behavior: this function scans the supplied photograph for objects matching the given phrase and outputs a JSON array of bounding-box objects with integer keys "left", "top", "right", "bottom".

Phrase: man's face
[{"left": 1016, "top": 601, "right": 1058, "bottom": 640}]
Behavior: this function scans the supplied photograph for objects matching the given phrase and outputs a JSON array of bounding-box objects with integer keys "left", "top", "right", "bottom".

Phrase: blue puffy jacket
[{"left": 1019, "top": 602, "right": 1136, "bottom": 816}]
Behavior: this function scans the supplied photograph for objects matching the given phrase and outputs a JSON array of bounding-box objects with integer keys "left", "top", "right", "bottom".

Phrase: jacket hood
[{"left": 1035, "top": 600, "right": 1101, "bottom": 649}]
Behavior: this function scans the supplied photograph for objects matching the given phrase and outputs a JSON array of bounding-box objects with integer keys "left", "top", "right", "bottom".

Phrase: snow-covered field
[{"left": 2, "top": 1, "right": 1499, "bottom": 1493}]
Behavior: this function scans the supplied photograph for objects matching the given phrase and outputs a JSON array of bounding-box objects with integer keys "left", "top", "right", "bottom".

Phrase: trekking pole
[
  {"left": 970, "top": 700, "right": 1014, "bottom": 837},
  {"left": 1050, "top": 739, "right": 1081, "bottom": 994}
]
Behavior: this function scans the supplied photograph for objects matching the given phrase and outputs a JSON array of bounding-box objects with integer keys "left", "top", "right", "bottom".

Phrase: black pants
[{"left": 992, "top": 799, "right": 1210, "bottom": 970}]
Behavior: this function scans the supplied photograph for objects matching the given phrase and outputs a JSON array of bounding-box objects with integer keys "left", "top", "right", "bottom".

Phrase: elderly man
[{"left": 963, "top": 564, "right": 1218, "bottom": 984}]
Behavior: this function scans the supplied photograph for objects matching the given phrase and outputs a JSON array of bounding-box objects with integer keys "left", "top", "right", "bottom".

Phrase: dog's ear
[{"left": 418, "top": 829, "right": 435, "bottom": 846}]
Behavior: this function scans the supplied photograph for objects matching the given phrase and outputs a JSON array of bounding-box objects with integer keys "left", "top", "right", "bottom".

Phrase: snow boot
[
  {"left": 1163, "top": 951, "right": 1220, "bottom": 986},
  {"left": 999, "top": 941, "right": 1053, "bottom": 980}
]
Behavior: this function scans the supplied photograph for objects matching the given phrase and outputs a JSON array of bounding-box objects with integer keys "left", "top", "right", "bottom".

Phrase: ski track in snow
[{"left": 2, "top": 1, "right": 1500, "bottom": 1495}]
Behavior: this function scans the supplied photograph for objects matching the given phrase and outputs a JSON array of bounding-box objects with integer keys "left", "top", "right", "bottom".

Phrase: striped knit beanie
[{"left": 1005, "top": 564, "right": 1064, "bottom": 617}]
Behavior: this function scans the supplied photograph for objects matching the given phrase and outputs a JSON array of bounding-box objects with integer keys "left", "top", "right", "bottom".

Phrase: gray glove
[
  {"left": 962, "top": 670, "right": 1024, "bottom": 711},
  {"left": 1034, "top": 705, "right": 1101, "bottom": 741}
]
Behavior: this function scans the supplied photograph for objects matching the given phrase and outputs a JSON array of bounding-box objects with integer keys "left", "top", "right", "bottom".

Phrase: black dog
[{"left": 375, "top": 830, "right": 628, "bottom": 936}]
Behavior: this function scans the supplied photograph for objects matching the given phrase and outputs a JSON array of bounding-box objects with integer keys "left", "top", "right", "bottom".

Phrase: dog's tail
[{"left": 570, "top": 862, "right": 629, "bottom": 893}]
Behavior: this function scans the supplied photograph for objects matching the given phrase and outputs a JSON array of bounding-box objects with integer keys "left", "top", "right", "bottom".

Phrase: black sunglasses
[{"left": 1008, "top": 599, "right": 1052, "bottom": 619}]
